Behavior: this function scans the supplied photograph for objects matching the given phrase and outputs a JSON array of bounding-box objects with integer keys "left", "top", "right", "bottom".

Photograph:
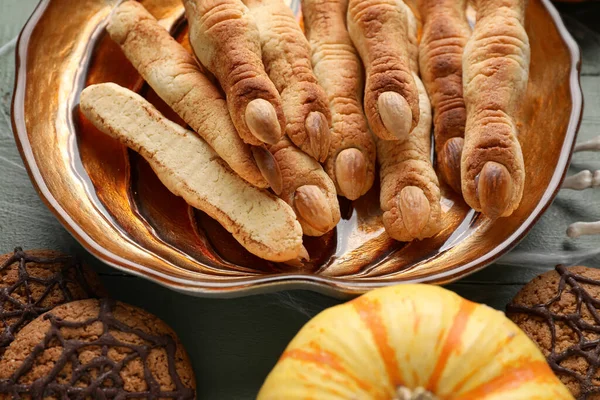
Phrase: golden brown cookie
[
  {"left": 461, "top": 0, "right": 529, "bottom": 219},
  {"left": 376, "top": 6, "right": 442, "bottom": 242},
  {"left": 269, "top": 137, "right": 340, "bottom": 237},
  {"left": 347, "top": 0, "right": 420, "bottom": 141},
  {"left": 418, "top": 0, "right": 470, "bottom": 194},
  {"left": 507, "top": 265, "right": 600, "bottom": 400},
  {"left": 0, "top": 248, "right": 105, "bottom": 357},
  {"left": 0, "top": 299, "right": 195, "bottom": 399},
  {"left": 183, "top": 0, "right": 286, "bottom": 147},
  {"left": 302, "top": 0, "right": 377, "bottom": 200},
  {"left": 245, "top": 0, "right": 332, "bottom": 162}
]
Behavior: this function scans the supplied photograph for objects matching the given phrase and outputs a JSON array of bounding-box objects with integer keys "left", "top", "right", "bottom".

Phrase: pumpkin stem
[{"left": 395, "top": 387, "right": 439, "bottom": 400}]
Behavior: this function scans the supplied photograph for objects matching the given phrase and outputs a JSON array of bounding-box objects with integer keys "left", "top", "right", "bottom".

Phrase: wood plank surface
[{"left": 0, "top": 1, "right": 599, "bottom": 398}]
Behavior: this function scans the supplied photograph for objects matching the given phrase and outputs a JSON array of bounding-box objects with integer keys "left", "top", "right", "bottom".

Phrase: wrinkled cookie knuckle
[
  {"left": 246, "top": 0, "right": 331, "bottom": 159},
  {"left": 462, "top": 0, "right": 528, "bottom": 216},
  {"left": 419, "top": 0, "right": 469, "bottom": 193},
  {"left": 437, "top": 97, "right": 466, "bottom": 120},
  {"left": 303, "top": 0, "right": 376, "bottom": 200},
  {"left": 368, "top": 68, "right": 414, "bottom": 95},
  {"left": 227, "top": 63, "right": 262, "bottom": 90},
  {"left": 201, "top": 4, "right": 244, "bottom": 32},
  {"left": 428, "top": 52, "right": 462, "bottom": 78},
  {"left": 377, "top": 53, "right": 442, "bottom": 241},
  {"left": 185, "top": 0, "right": 285, "bottom": 147}
]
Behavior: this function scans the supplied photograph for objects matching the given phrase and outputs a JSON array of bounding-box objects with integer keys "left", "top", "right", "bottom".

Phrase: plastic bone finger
[
  {"left": 575, "top": 136, "right": 600, "bottom": 152},
  {"left": 562, "top": 170, "right": 600, "bottom": 190},
  {"left": 567, "top": 221, "right": 600, "bottom": 238}
]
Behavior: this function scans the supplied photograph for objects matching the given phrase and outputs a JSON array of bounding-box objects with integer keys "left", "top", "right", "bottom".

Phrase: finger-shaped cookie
[
  {"left": 302, "top": 0, "right": 376, "bottom": 200},
  {"left": 80, "top": 83, "right": 303, "bottom": 262},
  {"left": 270, "top": 138, "right": 340, "bottom": 237},
  {"left": 183, "top": 0, "right": 285, "bottom": 147},
  {"left": 462, "top": 0, "right": 529, "bottom": 218},
  {"left": 243, "top": 0, "right": 332, "bottom": 162},
  {"left": 347, "top": 0, "right": 419, "bottom": 141},
  {"left": 107, "top": 1, "right": 279, "bottom": 190},
  {"left": 418, "top": 0, "right": 470, "bottom": 193},
  {"left": 378, "top": 74, "right": 442, "bottom": 242}
]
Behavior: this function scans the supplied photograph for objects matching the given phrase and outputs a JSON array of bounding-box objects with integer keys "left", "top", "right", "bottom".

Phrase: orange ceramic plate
[{"left": 12, "top": 0, "right": 582, "bottom": 298}]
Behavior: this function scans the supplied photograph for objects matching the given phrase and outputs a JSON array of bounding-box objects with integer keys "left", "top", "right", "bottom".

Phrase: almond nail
[
  {"left": 477, "top": 161, "right": 513, "bottom": 219},
  {"left": 438, "top": 137, "right": 464, "bottom": 193},
  {"left": 305, "top": 111, "right": 331, "bottom": 162},
  {"left": 378, "top": 91, "right": 412, "bottom": 141},
  {"left": 283, "top": 245, "right": 310, "bottom": 268},
  {"left": 298, "top": 245, "right": 310, "bottom": 262},
  {"left": 245, "top": 99, "right": 282, "bottom": 145},
  {"left": 398, "top": 186, "right": 431, "bottom": 238},
  {"left": 335, "top": 148, "right": 367, "bottom": 201},
  {"left": 251, "top": 146, "right": 283, "bottom": 195},
  {"left": 294, "top": 185, "right": 333, "bottom": 233}
]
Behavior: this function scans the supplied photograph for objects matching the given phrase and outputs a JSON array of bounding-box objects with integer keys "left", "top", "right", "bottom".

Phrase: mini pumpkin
[{"left": 258, "top": 285, "right": 573, "bottom": 399}]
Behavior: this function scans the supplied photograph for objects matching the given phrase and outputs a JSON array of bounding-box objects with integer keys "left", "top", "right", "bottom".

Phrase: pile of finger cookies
[
  {"left": 79, "top": 0, "right": 530, "bottom": 264},
  {"left": 0, "top": 248, "right": 196, "bottom": 398}
]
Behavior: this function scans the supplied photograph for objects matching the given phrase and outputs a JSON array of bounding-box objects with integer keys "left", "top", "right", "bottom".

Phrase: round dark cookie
[
  {"left": 0, "top": 298, "right": 196, "bottom": 399},
  {"left": 0, "top": 248, "right": 106, "bottom": 356},
  {"left": 507, "top": 265, "right": 600, "bottom": 400}
]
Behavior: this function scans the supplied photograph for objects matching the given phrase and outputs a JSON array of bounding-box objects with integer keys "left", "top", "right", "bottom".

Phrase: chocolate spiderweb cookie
[
  {"left": 507, "top": 265, "right": 600, "bottom": 399},
  {"left": 0, "top": 248, "right": 105, "bottom": 356},
  {"left": 0, "top": 299, "right": 196, "bottom": 399}
]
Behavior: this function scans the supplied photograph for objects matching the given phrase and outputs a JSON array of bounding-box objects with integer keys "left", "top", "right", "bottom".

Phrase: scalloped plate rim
[{"left": 11, "top": 0, "right": 583, "bottom": 298}]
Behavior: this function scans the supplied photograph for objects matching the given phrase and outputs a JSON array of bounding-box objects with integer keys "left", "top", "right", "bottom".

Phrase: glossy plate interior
[{"left": 12, "top": 0, "right": 582, "bottom": 298}]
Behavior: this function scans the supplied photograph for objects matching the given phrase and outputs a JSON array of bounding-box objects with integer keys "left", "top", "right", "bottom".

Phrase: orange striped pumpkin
[{"left": 258, "top": 285, "right": 573, "bottom": 399}]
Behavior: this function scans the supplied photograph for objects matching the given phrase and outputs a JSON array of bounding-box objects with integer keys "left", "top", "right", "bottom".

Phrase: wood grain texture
[{"left": 0, "top": 0, "right": 600, "bottom": 398}]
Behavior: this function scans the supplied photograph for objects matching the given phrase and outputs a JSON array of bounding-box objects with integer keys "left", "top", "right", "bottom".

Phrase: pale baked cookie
[
  {"left": 302, "top": 0, "right": 377, "bottom": 200},
  {"left": 183, "top": 0, "right": 286, "bottom": 147},
  {"left": 80, "top": 83, "right": 303, "bottom": 262}
]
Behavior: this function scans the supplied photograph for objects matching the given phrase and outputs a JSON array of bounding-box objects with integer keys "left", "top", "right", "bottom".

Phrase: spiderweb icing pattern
[
  {"left": 507, "top": 265, "right": 600, "bottom": 400},
  {"left": 0, "top": 298, "right": 195, "bottom": 399},
  {"left": 0, "top": 247, "right": 98, "bottom": 353}
]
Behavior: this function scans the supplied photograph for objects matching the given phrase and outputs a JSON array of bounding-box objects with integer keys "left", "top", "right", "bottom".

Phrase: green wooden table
[{"left": 1, "top": 1, "right": 599, "bottom": 398}]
